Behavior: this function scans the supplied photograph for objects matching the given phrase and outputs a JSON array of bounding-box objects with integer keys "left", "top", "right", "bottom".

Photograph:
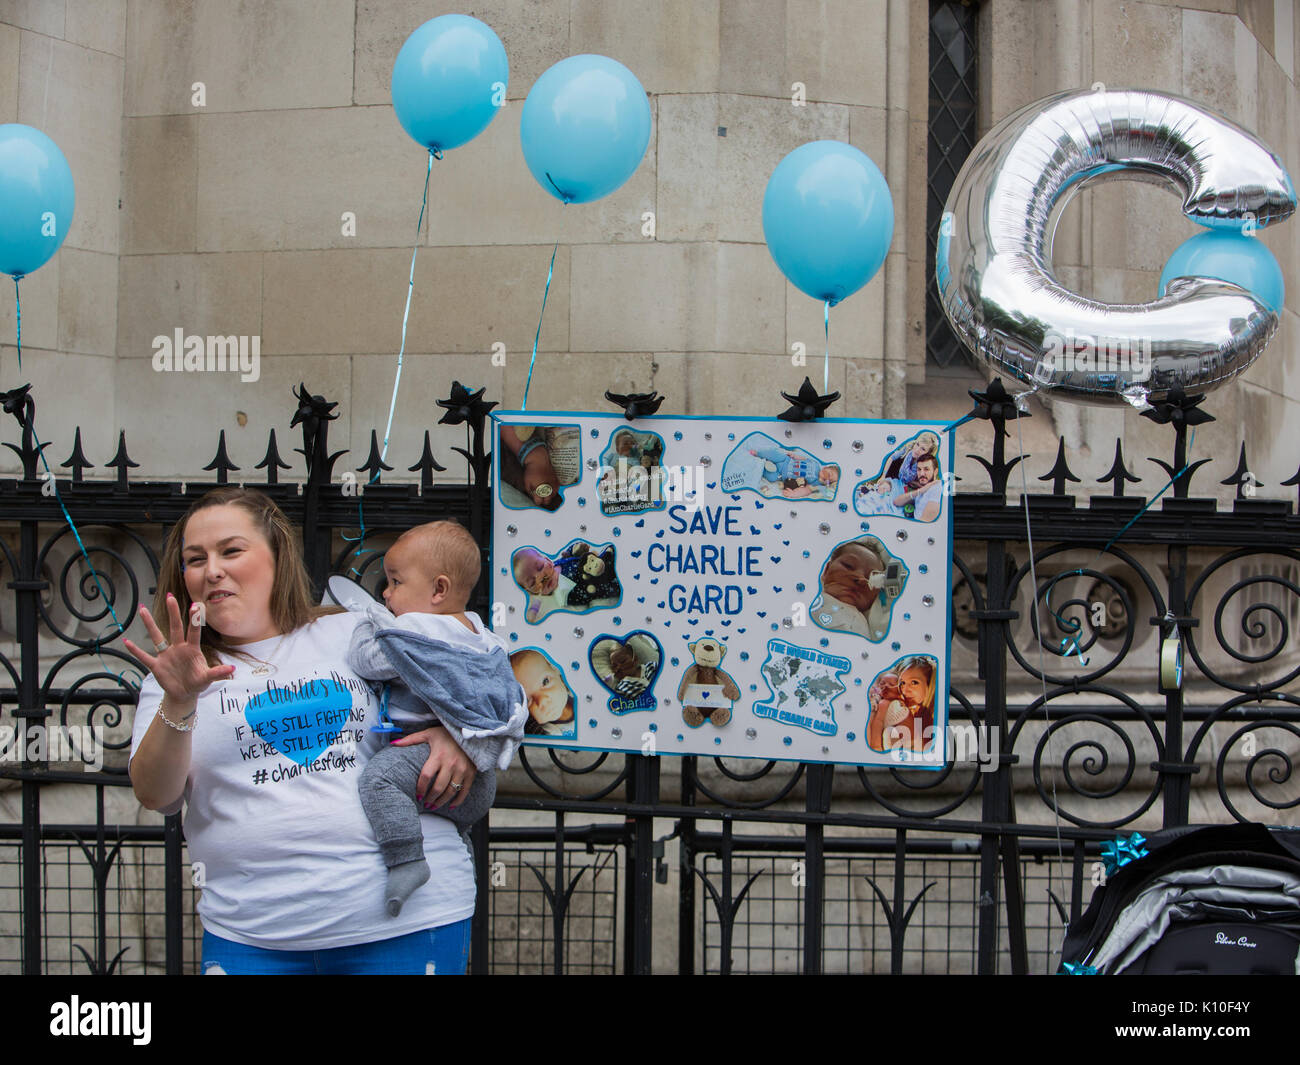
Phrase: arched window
[{"left": 926, "top": 1, "right": 979, "bottom": 370}]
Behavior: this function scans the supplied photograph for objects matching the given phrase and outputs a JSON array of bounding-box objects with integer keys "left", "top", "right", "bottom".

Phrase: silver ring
[
  {"left": 154, "top": 640, "right": 169, "bottom": 653},
  {"left": 451, "top": 781, "right": 463, "bottom": 791}
]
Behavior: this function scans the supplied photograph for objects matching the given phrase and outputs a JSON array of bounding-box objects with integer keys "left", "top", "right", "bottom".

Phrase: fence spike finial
[
  {"left": 1038, "top": 438, "right": 1081, "bottom": 495},
  {"left": 255, "top": 428, "right": 292, "bottom": 485},
  {"left": 60, "top": 427, "right": 94, "bottom": 484},
  {"left": 408, "top": 430, "right": 447, "bottom": 492},
  {"left": 1219, "top": 442, "right": 1258, "bottom": 501},
  {"left": 105, "top": 430, "right": 139, "bottom": 489},
  {"left": 203, "top": 430, "right": 240, "bottom": 485},
  {"left": 1098, "top": 439, "right": 1140, "bottom": 497}
]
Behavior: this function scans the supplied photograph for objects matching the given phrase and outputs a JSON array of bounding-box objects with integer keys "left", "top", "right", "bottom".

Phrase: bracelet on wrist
[
  {"left": 517, "top": 438, "right": 547, "bottom": 464},
  {"left": 158, "top": 704, "right": 197, "bottom": 733}
]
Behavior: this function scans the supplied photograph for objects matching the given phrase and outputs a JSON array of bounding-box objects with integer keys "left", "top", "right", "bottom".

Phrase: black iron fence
[{"left": 2, "top": 378, "right": 1298, "bottom": 974}]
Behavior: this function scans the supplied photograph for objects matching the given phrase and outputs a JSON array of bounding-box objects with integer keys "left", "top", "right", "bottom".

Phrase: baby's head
[
  {"left": 819, "top": 464, "right": 840, "bottom": 487},
  {"left": 512, "top": 547, "right": 558, "bottom": 597},
  {"left": 613, "top": 430, "right": 637, "bottom": 457},
  {"left": 512, "top": 649, "right": 573, "bottom": 727},
  {"left": 608, "top": 643, "right": 639, "bottom": 679},
  {"left": 382, "top": 521, "right": 480, "bottom": 617}
]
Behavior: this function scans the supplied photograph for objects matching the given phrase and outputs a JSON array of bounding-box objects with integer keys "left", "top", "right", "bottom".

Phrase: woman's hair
[
  {"left": 898, "top": 656, "right": 937, "bottom": 709},
  {"left": 155, "top": 487, "right": 332, "bottom": 666}
]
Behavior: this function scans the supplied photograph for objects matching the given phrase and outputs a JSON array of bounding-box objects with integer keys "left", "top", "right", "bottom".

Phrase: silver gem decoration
[
  {"left": 922, "top": 594, "right": 935, "bottom": 607},
  {"left": 586, "top": 457, "right": 598, "bottom": 470},
  {"left": 782, "top": 616, "right": 793, "bottom": 629},
  {"left": 506, "top": 524, "right": 517, "bottom": 537},
  {"left": 704, "top": 432, "right": 712, "bottom": 441},
  {"left": 611, "top": 727, "right": 622, "bottom": 739},
  {"left": 572, "top": 627, "right": 583, "bottom": 638},
  {"left": 851, "top": 440, "right": 864, "bottom": 453},
  {"left": 585, "top": 693, "right": 593, "bottom": 702},
  {"left": 819, "top": 522, "right": 831, "bottom": 535},
  {"left": 746, "top": 728, "right": 757, "bottom": 739},
  {"left": 896, "top": 529, "right": 908, "bottom": 542},
  {"left": 924, "top": 633, "right": 933, "bottom": 642},
  {"left": 927, "top": 537, "right": 935, "bottom": 546},
  {"left": 860, "top": 651, "right": 870, "bottom": 660},
  {"left": 699, "top": 455, "right": 712, "bottom": 468}
]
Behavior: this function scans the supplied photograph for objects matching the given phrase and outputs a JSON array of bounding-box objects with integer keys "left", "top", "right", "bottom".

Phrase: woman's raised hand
[{"left": 123, "top": 593, "right": 235, "bottom": 699}]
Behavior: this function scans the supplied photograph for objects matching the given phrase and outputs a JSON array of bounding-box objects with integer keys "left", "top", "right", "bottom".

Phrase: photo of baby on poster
[{"left": 491, "top": 412, "right": 953, "bottom": 768}]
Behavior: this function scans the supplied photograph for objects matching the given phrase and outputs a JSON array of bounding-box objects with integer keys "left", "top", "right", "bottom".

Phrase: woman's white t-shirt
[{"left": 128, "top": 611, "right": 476, "bottom": 950}]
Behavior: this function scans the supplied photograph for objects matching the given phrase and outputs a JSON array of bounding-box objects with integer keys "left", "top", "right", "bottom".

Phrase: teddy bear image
[
  {"left": 565, "top": 545, "right": 621, "bottom": 608},
  {"left": 677, "top": 637, "right": 741, "bottom": 728}
]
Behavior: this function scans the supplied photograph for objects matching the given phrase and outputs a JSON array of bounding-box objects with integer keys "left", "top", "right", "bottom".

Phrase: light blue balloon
[
  {"left": 0, "top": 124, "right": 75, "bottom": 279},
  {"left": 390, "top": 14, "right": 508, "bottom": 153},
  {"left": 520, "top": 55, "right": 651, "bottom": 204},
  {"left": 1159, "top": 230, "right": 1284, "bottom": 313},
  {"left": 762, "top": 140, "right": 894, "bottom": 305}
]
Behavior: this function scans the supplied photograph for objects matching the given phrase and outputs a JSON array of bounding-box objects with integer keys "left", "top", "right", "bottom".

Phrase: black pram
[{"left": 1059, "top": 822, "right": 1300, "bottom": 975}]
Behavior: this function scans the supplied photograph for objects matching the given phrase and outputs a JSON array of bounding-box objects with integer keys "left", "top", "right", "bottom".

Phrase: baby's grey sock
[{"left": 385, "top": 859, "right": 431, "bottom": 917}]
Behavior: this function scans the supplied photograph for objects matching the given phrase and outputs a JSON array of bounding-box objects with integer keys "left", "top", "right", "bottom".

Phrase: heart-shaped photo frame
[{"left": 588, "top": 631, "right": 663, "bottom": 714}]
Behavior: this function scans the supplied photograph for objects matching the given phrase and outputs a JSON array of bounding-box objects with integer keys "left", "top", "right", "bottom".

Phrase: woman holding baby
[
  {"left": 865, "top": 657, "right": 936, "bottom": 753},
  {"left": 127, "top": 487, "right": 480, "bottom": 974}
]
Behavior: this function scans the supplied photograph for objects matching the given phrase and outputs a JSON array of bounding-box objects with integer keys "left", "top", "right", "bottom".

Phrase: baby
[
  {"left": 750, "top": 446, "right": 840, "bottom": 493},
  {"left": 872, "top": 672, "right": 912, "bottom": 728},
  {"left": 612, "top": 429, "right": 643, "bottom": 464},
  {"left": 349, "top": 521, "right": 527, "bottom": 917},
  {"left": 511, "top": 649, "right": 575, "bottom": 735},
  {"left": 513, "top": 546, "right": 574, "bottom": 621}
]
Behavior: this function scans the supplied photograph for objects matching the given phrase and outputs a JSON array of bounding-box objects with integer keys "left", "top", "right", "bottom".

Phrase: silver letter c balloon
[{"left": 935, "top": 89, "right": 1295, "bottom": 406}]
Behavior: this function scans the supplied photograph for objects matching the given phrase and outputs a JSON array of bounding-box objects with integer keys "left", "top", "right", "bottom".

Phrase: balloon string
[
  {"left": 822, "top": 300, "right": 830, "bottom": 395},
  {"left": 13, "top": 277, "right": 21, "bottom": 371},
  {"left": 522, "top": 231, "right": 561, "bottom": 412},
  {"left": 1043, "top": 427, "right": 1198, "bottom": 665},
  {"left": 26, "top": 415, "right": 137, "bottom": 689},
  {"left": 347, "top": 148, "right": 437, "bottom": 578},
  {"left": 1012, "top": 409, "right": 1066, "bottom": 970}
]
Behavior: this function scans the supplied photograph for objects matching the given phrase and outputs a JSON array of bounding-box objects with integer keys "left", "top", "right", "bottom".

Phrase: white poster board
[{"left": 490, "top": 413, "right": 953, "bottom": 768}]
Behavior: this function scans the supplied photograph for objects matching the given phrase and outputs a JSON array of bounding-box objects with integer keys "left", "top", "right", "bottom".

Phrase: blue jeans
[{"left": 201, "top": 919, "right": 471, "bottom": 975}]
